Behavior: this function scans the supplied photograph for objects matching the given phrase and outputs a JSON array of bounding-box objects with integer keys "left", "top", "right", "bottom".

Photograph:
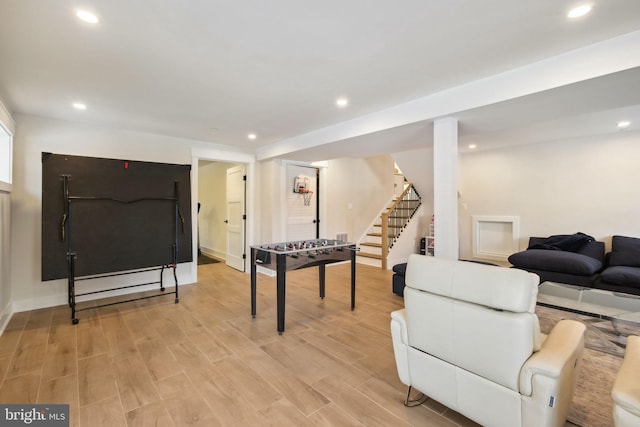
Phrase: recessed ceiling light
[
  {"left": 567, "top": 5, "right": 592, "bottom": 19},
  {"left": 617, "top": 121, "right": 631, "bottom": 129},
  {"left": 247, "top": 133, "right": 257, "bottom": 140},
  {"left": 76, "top": 9, "right": 99, "bottom": 24},
  {"left": 468, "top": 144, "right": 477, "bottom": 149},
  {"left": 336, "top": 98, "right": 348, "bottom": 107},
  {"left": 72, "top": 102, "right": 87, "bottom": 110}
]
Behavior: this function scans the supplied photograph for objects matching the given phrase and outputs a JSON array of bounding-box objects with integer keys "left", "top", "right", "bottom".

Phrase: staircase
[{"left": 357, "top": 183, "right": 421, "bottom": 269}]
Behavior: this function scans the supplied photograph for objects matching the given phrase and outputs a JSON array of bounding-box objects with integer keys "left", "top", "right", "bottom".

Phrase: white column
[{"left": 433, "top": 117, "right": 459, "bottom": 260}]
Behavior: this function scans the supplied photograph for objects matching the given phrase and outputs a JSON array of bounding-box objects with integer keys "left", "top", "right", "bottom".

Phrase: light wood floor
[{"left": 0, "top": 262, "right": 579, "bottom": 427}]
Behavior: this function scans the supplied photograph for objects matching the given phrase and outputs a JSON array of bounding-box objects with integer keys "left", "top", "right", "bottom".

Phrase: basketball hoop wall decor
[
  {"left": 293, "top": 174, "right": 313, "bottom": 206},
  {"left": 300, "top": 189, "right": 313, "bottom": 206}
]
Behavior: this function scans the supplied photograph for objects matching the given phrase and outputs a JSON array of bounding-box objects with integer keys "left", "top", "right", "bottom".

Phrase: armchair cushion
[
  {"left": 406, "top": 255, "right": 539, "bottom": 313},
  {"left": 508, "top": 249, "right": 603, "bottom": 276}
]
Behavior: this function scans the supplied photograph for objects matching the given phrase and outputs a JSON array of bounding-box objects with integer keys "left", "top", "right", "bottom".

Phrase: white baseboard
[
  {"left": 0, "top": 301, "right": 12, "bottom": 336},
  {"left": 356, "top": 257, "right": 381, "bottom": 268},
  {"left": 256, "top": 266, "right": 276, "bottom": 277},
  {"left": 200, "top": 246, "right": 226, "bottom": 261},
  {"left": 11, "top": 268, "right": 195, "bottom": 313},
  {"left": 12, "top": 293, "right": 69, "bottom": 313},
  {"left": 255, "top": 260, "right": 349, "bottom": 278}
]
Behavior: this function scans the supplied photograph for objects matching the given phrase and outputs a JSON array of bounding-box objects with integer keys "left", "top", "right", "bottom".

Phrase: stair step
[
  {"left": 393, "top": 199, "right": 420, "bottom": 203},
  {"left": 387, "top": 206, "right": 415, "bottom": 210},
  {"left": 360, "top": 242, "right": 382, "bottom": 248},
  {"left": 356, "top": 252, "right": 382, "bottom": 260},
  {"left": 367, "top": 232, "right": 395, "bottom": 237},
  {"left": 374, "top": 224, "right": 403, "bottom": 229}
]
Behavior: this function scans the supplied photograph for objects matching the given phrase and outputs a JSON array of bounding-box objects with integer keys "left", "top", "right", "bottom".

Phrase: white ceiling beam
[{"left": 256, "top": 30, "right": 640, "bottom": 161}]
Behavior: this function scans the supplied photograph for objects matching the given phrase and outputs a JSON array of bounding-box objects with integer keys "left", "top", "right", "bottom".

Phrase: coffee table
[{"left": 537, "top": 282, "right": 640, "bottom": 334}]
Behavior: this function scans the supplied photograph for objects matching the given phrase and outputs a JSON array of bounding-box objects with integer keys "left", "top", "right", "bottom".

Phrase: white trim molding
[{"left": 472, "top": 215, "right": 520, "bottom": 262}]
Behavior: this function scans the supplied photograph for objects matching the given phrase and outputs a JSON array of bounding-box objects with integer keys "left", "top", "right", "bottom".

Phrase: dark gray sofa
[
  {"left": 508, "top": 235, "right": 605, "bottom": 288},
  {"left": 509, "top": 234, "right": 640, "bottom": 296},
  {"left": 593, "top": 235, "right": 640, "bottom": 296}
]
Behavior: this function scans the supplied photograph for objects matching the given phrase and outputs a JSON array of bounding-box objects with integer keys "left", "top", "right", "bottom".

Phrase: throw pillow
[
  {"left": 612, "top": 235, "right": 640, "bottom": 253},
  {"left": 608, "top": 252, "right": 640, "bottom": 268}
]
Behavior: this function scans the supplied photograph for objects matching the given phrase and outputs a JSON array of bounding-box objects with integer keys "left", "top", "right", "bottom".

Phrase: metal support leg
[
  {"left": 404, "top": 386, "right": 412, "bottom": 406},
  {"left": 251, "top": 247, "right": 257, "bottom": 318},
  {"left": 350, "top": 246, "right": 356, "bottom": 310},
  {"left": 276, "top": 253, "right": 286, "bottom": 334},
  {"left": 172, "top": 264, "right": 179, "bottom": 303},
  {"left": 68, "top": 253, "right": 79, "bottom": 324},
  {"left": 319, "top": 264, "right": 326, "bottom": 299}
]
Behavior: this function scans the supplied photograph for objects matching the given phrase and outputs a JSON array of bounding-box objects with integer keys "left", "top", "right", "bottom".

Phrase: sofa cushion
[
  {"left": 609, "top": 252, "right": 640, "bottom": 268},
  {"left": 599, "top": 266, "right": 640, "bottom": 288},
  {"left": 508, "top": 249, "right": 602, "bottom": 276},
  {"left": 612, "top": 235, "right": 640, "bottom": 253}
]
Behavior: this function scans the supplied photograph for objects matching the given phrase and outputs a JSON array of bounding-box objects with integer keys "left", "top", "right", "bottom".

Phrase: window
[{"left": 0, "top": 123, "right": 12, "bottom": 186}]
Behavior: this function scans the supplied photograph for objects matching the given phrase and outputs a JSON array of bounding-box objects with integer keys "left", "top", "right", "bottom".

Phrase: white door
[
  {"left": 226, "top": 165, "right": 245, "bottom": 271},
  {"left": 286, "top": 165, "right": 318, "bottom": 241}
]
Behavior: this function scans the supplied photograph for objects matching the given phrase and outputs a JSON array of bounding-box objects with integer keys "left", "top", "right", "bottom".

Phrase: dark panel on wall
[{"left": 42, "top": 153, "right": 192, "bottom": 281}]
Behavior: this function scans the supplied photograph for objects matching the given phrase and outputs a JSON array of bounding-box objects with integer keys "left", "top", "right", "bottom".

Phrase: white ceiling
[{"left": 1, "top": 0, "right": 640, "bottom": 160}]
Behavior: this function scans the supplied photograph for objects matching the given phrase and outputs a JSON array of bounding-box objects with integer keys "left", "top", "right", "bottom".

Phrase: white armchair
[
  {"left": 391, "top": 255, "right": 586, "bottom": 427},
  {"left": 612, "top": 335, "right": 640, "bottom": 427}
]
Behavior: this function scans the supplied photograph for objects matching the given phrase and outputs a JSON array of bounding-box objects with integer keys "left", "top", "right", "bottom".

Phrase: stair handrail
[{"left": 380, "top": 183, "right": 421, "bottom": 270}]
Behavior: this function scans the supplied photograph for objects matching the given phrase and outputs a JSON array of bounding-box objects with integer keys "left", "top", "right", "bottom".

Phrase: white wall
[
  {"left": 458, "top": 131, "right": 640, "bottom": 259},
  {"left": 0, "top": 99, "right": 14, "bottom": 332},
  {"left": 197, "top": 161, "right": 234, "bottom": 259},
  {"left": 256, "top": 159, "right": 284, "bottom": 243},
  {"left": 392, "top": 146, "right": 435, "bottom": 246},
  {"left": 0, "top": 189, "right": 11, "bottom": 330},
  {"left": 255, "top": 156, "right": 395, "bottom": 246},
  {"left": 11, "top": 114, "right": 251, "bottom": 312},
  {"left": 326, "top": 155, "right": 395, "bottom": 242}
]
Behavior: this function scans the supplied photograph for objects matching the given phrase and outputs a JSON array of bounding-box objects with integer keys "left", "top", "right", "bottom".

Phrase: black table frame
[{"left": 250, "top": 244, "right": 356, "bottom": 334}]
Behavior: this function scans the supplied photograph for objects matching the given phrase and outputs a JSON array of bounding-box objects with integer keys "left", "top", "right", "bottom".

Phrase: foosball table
[{"left": 250, "top": 239, "right": 357, "bottom": 334}]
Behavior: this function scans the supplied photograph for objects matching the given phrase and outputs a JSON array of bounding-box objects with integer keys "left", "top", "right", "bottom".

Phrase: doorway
[
  {"left": 197, "top": 160, "right": 247, "bottom": 272},
  {"left": 285, "top": 164, "right": 319, "bottom": 241}
]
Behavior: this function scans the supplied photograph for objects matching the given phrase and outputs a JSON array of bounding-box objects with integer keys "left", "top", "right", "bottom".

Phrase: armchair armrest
[
  {"left": 390, "top": 309, "right": 410, "bottom": 386},
  {"left": 520, "top": 319, "right": 586, "bottom": 396},
  {"left": 391, "top": 309, "right": 408, "bottom": 343},
  {"left": 612, "top": 335, "right": 640, "bottom": 419}
]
